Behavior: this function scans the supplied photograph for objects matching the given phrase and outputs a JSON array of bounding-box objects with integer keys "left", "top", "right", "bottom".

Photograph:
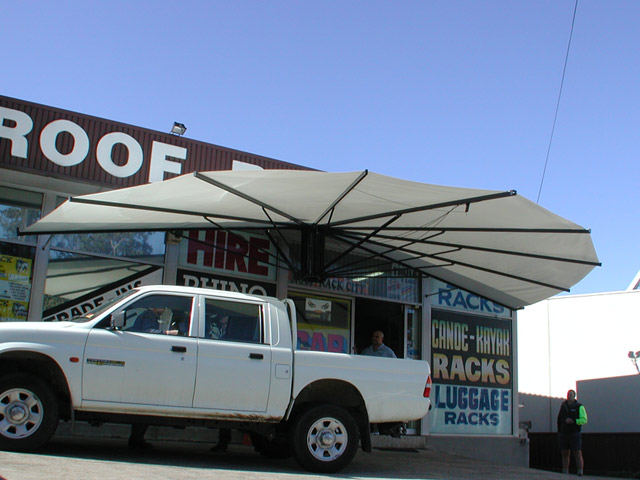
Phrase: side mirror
[{"left": 111, "top": 311, "right": 126, "bottom": 330}]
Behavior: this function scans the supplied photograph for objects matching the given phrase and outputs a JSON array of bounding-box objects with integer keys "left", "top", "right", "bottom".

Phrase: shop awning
[{"left": 22, "top": 170, "right": 600, "bottom": 309}]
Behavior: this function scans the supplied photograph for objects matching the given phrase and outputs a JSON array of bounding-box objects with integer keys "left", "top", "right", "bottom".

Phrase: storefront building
[{"left": 0, "top": 95, "right": 523, "bottom": 463}]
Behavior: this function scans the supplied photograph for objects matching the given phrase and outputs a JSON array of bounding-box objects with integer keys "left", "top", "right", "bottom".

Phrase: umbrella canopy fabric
[{"left": 23, "top": 170, "right": 600, "bottom": 309}]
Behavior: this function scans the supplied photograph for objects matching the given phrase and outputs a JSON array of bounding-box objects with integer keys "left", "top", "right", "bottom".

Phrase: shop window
[
  {"left": 0, "top": 186, "right": 42, "bottom": 243},
  {"left": 289, "top": 242, "right": 420, "bottom": 304},
  {"left": 50, "top": 231, "right": 166, "bottom": 258},
  {"left": 405, "top": 306, "right": 422, "bottom": 434},
  {"left": 43, "top": 250, "right": 163, "bottom": 322},
  {"left": 0, "top": 187, "right": 42, "bottom": 321},
  {"left": 43, "top": 193, "right": 167, "bottom": 321},
  {"left": 48, "top": 194, "right": 165, "bottom": 258},
  {"left": 0, "top": 241, "right": 36, "bottom": 322},
  {"left": 289, "top": 291, "right": 351, "bottom": 353},
  {"left": 354, "top": 297, "right": 403, "bottom": 358},
  {"left": 406, "top": 306, "right": 422, "bottom": 360}
]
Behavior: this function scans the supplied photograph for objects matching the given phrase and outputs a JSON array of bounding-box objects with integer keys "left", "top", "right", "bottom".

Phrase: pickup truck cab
[{"left": 0, "top": 285, "right": 431, "bottom": 472}]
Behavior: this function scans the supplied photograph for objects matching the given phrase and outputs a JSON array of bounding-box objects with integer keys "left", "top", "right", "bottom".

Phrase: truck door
[
  {"left": 192, "top": 296, "right": 271, "bottom": 412},
  {"left": 82, "top": 293, "right": 197, "bottom": 407}
]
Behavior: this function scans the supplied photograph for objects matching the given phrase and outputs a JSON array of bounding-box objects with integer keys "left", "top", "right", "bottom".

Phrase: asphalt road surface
[{"left": 0, "top": 436, "right": 611, "bottom": 480}]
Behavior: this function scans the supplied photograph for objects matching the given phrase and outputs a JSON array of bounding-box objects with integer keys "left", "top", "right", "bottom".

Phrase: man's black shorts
[{"left": 558, "top": 432, "right": 582, "bottom": 450}]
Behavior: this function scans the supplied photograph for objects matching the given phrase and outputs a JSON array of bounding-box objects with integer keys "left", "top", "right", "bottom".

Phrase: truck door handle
[
  {"left": 171, "top": 346, "right": 187, "bottom": 353},
  {"left": 249, "top": 353, "right": 264, "bottom": 360}
]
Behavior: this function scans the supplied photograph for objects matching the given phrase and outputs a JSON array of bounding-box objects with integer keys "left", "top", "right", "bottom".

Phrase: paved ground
[{"left": 0, "top": 435, "right": 615, "bottom": 480}]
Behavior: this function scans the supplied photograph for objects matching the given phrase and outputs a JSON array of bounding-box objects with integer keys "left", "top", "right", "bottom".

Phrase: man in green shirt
[{"left": 557, "top": 389, "right": 588, "bottom": 476}]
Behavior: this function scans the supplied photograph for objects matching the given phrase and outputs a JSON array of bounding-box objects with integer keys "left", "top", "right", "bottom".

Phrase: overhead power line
[{"left": 537, "top": 0, "right": 579, "bottom": 204}]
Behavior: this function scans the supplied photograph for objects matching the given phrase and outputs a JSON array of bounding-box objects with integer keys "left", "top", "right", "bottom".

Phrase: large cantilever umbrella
[{"left": 22, "top": 170, "right": 600, "bottom": 309}]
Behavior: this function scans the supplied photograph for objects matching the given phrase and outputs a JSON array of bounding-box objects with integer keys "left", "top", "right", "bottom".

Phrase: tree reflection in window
[
  {"left": 50, "top": 232, "right": 155, "bottom": 259},
  {"left": 0, "top": 205, "right": 41, "bottom": 242}
]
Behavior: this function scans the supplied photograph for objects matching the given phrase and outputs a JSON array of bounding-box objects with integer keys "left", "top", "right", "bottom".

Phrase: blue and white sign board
[
  {"left": 428, "top": 278, "right": 513, "bottom": 435},
  {"left": 428, "top": 278, "right": 511, "bottom": 319}
]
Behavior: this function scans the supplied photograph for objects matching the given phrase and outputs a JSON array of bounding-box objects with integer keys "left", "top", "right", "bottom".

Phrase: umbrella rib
[
  {"left": 323, "top": 249, "right": 390, "bottom": 276},
  {"left": 264, "top": 229, "right": 300, "bottom": 274},
  {"left": 327, "top": 190, "right": 516, "bottom": 227},
  {"left": 322, "top": 214, "right": 401, "bottom": 271},
  {"left": 337, "top": 231, "right": 570, "bottom": 292},
  {"left": 328, "top": 227, "right": 450, "bottom": 272},
  {"left": 205, "top": 217, "right": 301, "bottom": 275},
  {"left": 327, "top": 228, "right": 453, "bottom": 272},
  {"left": 260, "top": 207, "right": 305, "bottom": 270},
  {"left": 338, "top": 226, "right": 592, "bottom": 233},
  {"left": 427, "top": 253, "right": 570, "bottom": 291},
  {"left": 322, "top": 233, "right": 400, "bottom": 275},
  {"left": 199, "top": 221, "right": 293, "bottom": 273},
  {"left": 328, "top": 260, "right": 453, "bottom": 277},
  {"left": 364, "top": 232, "right": 602, "bottom": 267},
  {"left": 324, "top": 231, "right": 453, "bottom": 276},
  {"left": 193, "top": 171, "right": 306, "bottom": 226},
  {"left": 330, "top": 265, "right": 408, "bottom": 277},
  {"left": 325, "top": 232, "right": 439, "bottom": 279},
  {"left": 313, "top": 170, "right": 369, "bottom": 225},
  {"left": 328, "top": 259, "right": 447, "bottom": 278},
  {"left": 326, "top": 206, "right": 456, "bottom": 266},
  {"left": 47, "top": 264, "right": 147, "bottom": 279},
  {"left": 70, "top": 197, "right": 277, "bottom": 226}
]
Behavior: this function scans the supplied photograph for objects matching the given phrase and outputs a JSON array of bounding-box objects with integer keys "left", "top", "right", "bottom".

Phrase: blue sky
[{"left": 3, "top": 1, "right": 638, "bottom": 295}]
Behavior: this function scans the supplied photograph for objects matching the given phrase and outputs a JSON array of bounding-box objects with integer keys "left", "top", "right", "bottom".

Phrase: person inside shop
[
  {"left": 360, "top": 330, "right": 397, "bottom": 358},
  {"left": 557, "top": 389, "right": 588, "bottom": 476}
]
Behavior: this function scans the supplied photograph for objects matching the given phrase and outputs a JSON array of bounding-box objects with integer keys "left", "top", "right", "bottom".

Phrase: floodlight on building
[
  {"left": 170, "top": 122, "right": 187, "bottom": 136},
  {"left": 629, "top": 351, "right": 640, "bottom": 374}
]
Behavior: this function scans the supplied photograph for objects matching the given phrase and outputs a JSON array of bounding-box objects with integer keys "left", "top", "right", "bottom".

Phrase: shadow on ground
[{"left": 18, "top": 435, "right": 598, "bottom": 480}]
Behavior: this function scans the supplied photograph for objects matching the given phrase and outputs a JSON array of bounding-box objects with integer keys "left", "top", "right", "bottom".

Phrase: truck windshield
[{"left": 70, "top": 289, "right": 139, "bottom": 323}]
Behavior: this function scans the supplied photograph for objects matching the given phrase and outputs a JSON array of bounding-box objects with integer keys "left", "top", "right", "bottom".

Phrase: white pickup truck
[{"left": 0, "top": 285, "right": 431, "bottom": 472}]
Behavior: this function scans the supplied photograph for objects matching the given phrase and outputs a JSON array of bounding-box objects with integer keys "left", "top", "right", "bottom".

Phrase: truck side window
[
  {"left": 204, "top": 298, "right": 262, "bottom": 344},
  {"left": 121, "top": 294, "right": 193, "bottom": 336}
]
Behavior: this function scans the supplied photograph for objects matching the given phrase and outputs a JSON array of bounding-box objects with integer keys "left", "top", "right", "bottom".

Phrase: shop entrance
[{"left": 354, "top": 298, "right": 404, "bottom": 358}]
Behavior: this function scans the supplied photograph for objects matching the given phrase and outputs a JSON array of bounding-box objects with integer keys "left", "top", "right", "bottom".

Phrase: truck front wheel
[
  {"left": 291, "top": 404, "right": 359, "bottom": 473},
  {"left": 0, "top": 373, "right": 59, "bottom": 451}
]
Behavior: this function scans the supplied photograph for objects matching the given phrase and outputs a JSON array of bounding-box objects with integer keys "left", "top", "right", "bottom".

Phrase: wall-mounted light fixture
[
  {"left": 170, "top": 122, "right": 187, "bottom": 136},
  {"left": 628, "top": 351, "right": 640, "bottom": 374}
]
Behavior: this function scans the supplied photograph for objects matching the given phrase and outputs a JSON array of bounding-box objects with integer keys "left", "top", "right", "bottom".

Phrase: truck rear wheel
[
  {"left": 0, "top": 373, "right": 59, "bottom": 451},
  {"left": 291, "top": 404, "right": 359, "bottom": 473}
]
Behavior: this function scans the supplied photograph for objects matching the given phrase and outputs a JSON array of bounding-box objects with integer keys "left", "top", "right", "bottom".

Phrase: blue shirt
[
  {"left": 361, "top": 343, "right": 397, "bottom": 358},
  {"left": 131, "top": 310, "right": 161, "bottom": 333}
]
